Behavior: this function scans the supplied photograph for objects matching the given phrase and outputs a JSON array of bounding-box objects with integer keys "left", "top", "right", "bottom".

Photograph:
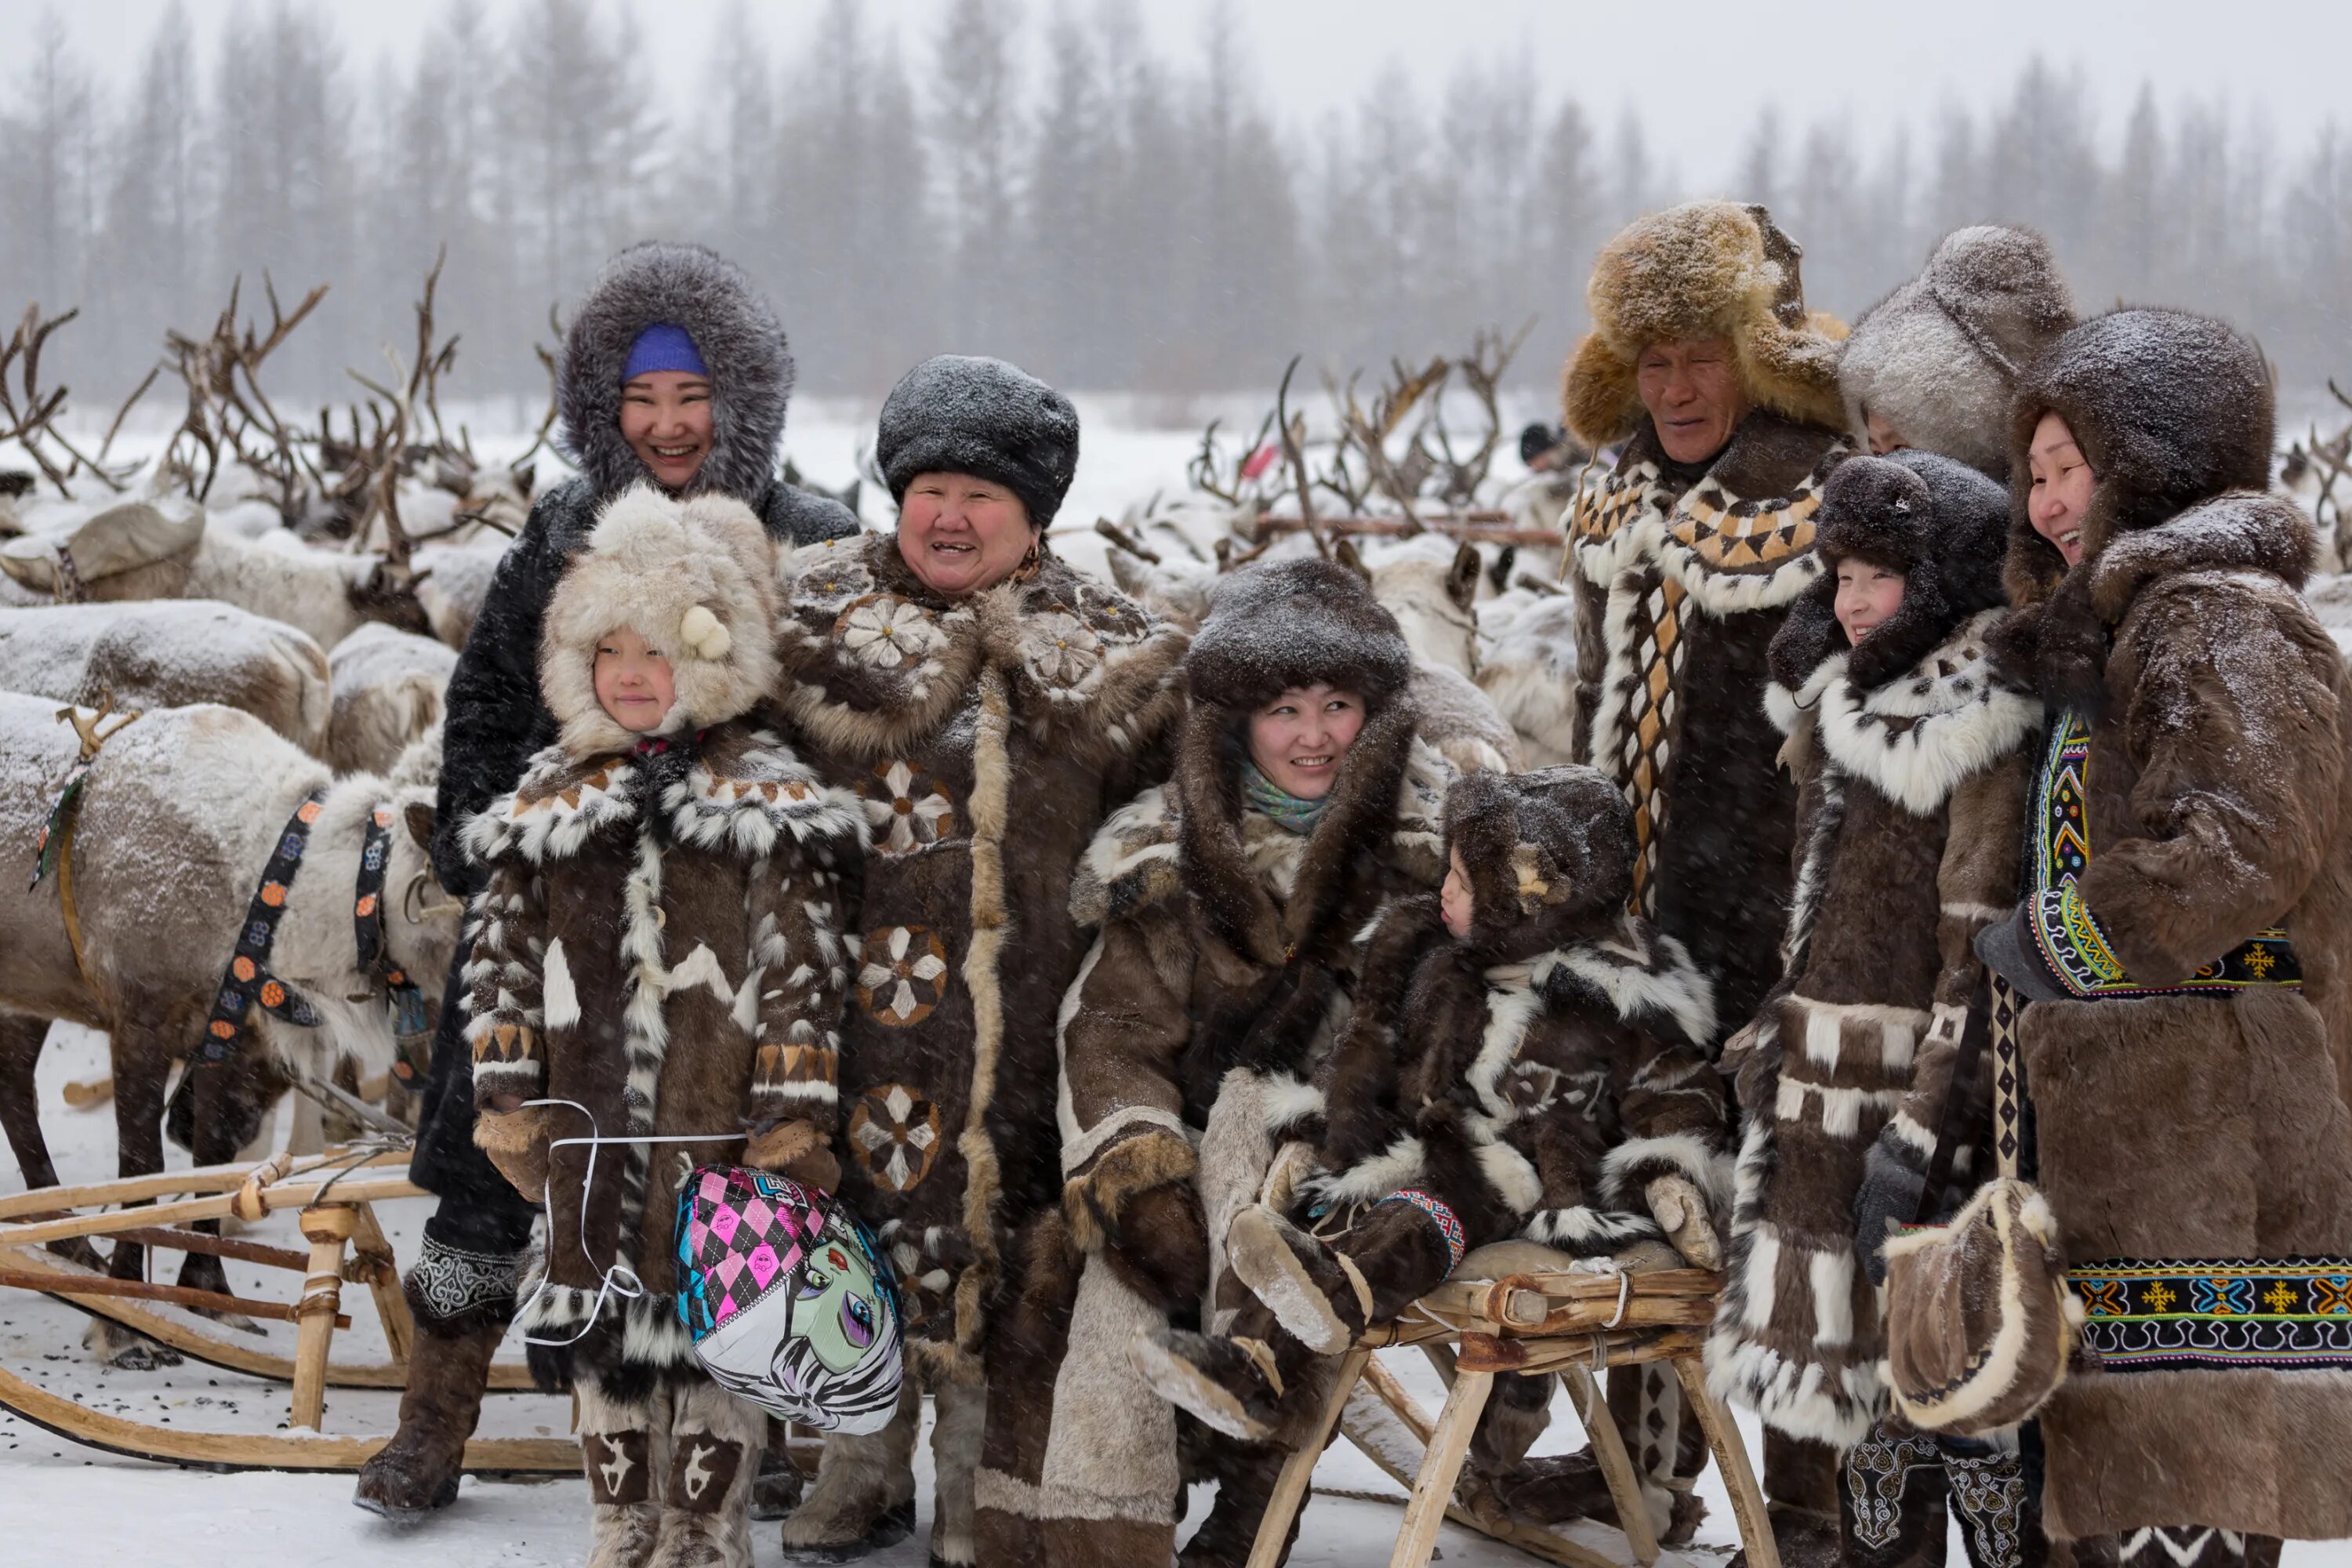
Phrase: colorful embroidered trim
[
  {"left": 2070, "top": 1258, "right": 2352, "bottom": 1372},
  {"left": 1381, "top": 1187, "right": 1467, "bottom": 1274},
  {"left": 198, "top": 789, "right": 328, "bottom": 1062},
  {"left": 355, "top": 803, "right": 430, "bottom": 1080},
  {"left": 2029, "top": 712, "right": 2299, "bottom": 997}
]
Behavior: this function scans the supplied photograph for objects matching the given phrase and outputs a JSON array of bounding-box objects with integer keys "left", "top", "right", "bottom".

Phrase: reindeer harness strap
[
  {"left": 197, "top": 789, "right": 332, "bottom": 1065},
  {"left": 354, "top": 803, "right": 430, "bottom": 1087},
  {"left": 31, "top": 695, "right": 142, "bottom": 990}
]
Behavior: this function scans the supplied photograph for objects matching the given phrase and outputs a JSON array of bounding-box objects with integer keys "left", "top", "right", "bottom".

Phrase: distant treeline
[{"left": 2, "top": 0, "right": 2347, "bottom": 412}]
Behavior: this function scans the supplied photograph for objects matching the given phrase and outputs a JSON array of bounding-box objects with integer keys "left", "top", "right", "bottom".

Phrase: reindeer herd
[{"left": 0, "top": 270, "right": 2345, "bottom": 1376}]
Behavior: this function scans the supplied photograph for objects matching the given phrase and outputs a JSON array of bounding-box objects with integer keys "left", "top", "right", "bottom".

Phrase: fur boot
[
  {"left": 1176, "top": 1422, "right": 1298, "bottom": 1568},
  {"left": 1127, "top": 1319, "right": 1308, "bottom": 1445},
  {"left": 777, "top": 1381, "right": 920, "bottom": 1563},
  {"left": 1224, "top": 1206, "right": 1374, "bottom": 1356},
  {"left": 928, "top": 1377, "right": 985, "bottom": 1567},
  {"left": 354, "top": 1318, "right": 505, "bottom": 1519},
  {"left": 580, "top": 1371, "right": 675, "bottom": 1568},
  {"left": 651, "top": 1378, "right": 766, "bottom": 1568}
]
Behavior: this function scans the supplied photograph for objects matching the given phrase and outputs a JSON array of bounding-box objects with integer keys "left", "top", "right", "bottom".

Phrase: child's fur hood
[
  {"left": 539, "top": 484, "right": 780, "bottom": 757},
  {"left": 1443, "top": 766, "right": 1639, "bottom": 963}
]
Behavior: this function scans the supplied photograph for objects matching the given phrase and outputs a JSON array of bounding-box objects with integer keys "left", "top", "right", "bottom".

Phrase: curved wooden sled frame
[{"left": 0, "top": 1148, "right": 574, "bottom": 1473}]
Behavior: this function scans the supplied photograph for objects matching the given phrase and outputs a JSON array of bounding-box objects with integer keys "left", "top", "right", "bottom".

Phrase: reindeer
[{"left": 0, "top": 700, "right": 456, "bottom": 1366}]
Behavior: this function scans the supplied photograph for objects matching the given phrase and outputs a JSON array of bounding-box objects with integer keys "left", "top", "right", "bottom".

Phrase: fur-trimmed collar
[
  {"left": 1069, "top": 711, "right": 1451, "bottom": 942},
  {"left": 1803, "top": 610, "right": 2041, "bottom": 816},
  {"left": 1569, "top": 412, "right": 1850, "bottom": 618},
  {"left": 462, "top": 724, "right": 863, "bottom": 866},
  {"left": 774, "top": 530, "right": 1185, "bottom": 764}
]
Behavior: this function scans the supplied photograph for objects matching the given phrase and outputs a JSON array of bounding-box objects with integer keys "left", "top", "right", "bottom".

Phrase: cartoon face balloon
[{"left": 675, "top": 1166, "right": 903, "bottom": 1434}]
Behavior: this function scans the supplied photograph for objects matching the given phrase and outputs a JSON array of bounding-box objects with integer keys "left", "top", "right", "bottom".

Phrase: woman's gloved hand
[
  {"left": 742, "top": 1118, "right": 844, "bottom": 1192},
  {"left": 1644, "top": 1174, "right": 1722, "bottom": 1269},
  {"left": 474, "top": 1104, "right": 551, "bottom": 1200}
]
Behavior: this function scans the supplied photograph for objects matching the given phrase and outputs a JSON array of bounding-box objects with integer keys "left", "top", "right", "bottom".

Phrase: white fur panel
[
  {"left": 1600, "top": 1132, "right": 1733, "bottom": 1212},
  {"left": 541, "top": 937, "right": 581, "bottom": 1030},
  {"left": 1258, "top": 1073, "right": 1327, "bottom": 1133},
  {"left": 1789, "top": 996, "right": 1926, "bottom": 1075},
  {"left": 1475, "top": 1140, "right": 1545, "bottom": 1214},
  {"left": 1466, "top": 973, "right": 1545, "bottom": 1120},
  {"left": 1532, "top": 927, "right": 1719, "bottom": 1047},
  {"left": 1809, "top": 1248, "right": 1857, "bottom": 1348},
  {"left": 1738, "top": 1221, "right": 1781, "bottom": 1332},
  {"left": 1305, "top": 1134, "right": 1428, "bottom": 1207},
  {"left": 1775, "top": 1077, "right": 1904, "bottom": 1141}
]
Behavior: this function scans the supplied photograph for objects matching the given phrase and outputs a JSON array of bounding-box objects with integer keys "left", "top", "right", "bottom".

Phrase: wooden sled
[
  {"left": 0, "top": 1148, "right": 576, "bottom": 1474},
  {"left": 1254, "top": 1256, "right": 1777, "bottom": 1568}
]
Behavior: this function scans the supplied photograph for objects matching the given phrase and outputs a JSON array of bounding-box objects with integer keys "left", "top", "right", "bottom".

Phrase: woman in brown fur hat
[
  {"left": 975, "top": 557, "right": 1459, "bottom": 1568},
  {"left": 1532, "top": 198, "right": 1854, "bottom": 1549},
  {"left": 462, "top": 485, "right": 867, "bottom": 1568},
  {"left": 766, "top": 356, "right": 1187, "bottom": 1567},
  {"left": 1962, "top": 310, "right": 2352, "bottom": 1568}
]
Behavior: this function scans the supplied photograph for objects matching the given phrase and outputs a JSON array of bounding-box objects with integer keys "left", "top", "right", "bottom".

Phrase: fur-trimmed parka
[
  {"left": 1309, "top": 768, "right": 1727, "bottom": 1256},
  {"left": 1983, "top": 311, "right": 2352, "bottom": 1543},
  {"left": 769, "top": 529, "right": 1185, "bottom": 1373},
  {"left": 1704, "top": 452, "right": 2041, "bottom": 1449},
  {"left": 463, "top": 488, "right": 866, "bottom": 1368},
  {"left": 976, "top": 560, "right": 1450, "bottom": 1566},
  {"left": 1837, "top": 227, "right": 2075, "bottom": 480}
]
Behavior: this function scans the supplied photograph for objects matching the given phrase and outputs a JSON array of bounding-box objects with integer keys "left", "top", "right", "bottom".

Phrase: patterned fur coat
[
  {"left": 1706, "top": 609, "right": 2041, "bottom": 1446},
  {"left": 771, "top": 530, "right": 1185, "bottom": 1374}
]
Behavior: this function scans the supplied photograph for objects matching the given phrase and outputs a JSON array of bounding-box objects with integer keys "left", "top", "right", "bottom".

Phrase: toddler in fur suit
[
  {"left": 464, "top": 484, "right": 865, "bottom": 1568},
  {"left": 1131, "top": 765, "right": 1731, "bottom": 1445}
]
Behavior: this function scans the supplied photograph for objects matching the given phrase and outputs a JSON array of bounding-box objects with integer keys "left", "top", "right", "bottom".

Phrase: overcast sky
[{"left": 16, "top": 0, "right": 2348, "bottom": 186}]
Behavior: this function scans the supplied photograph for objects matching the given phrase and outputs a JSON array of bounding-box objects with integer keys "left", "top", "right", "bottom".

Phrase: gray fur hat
[
  {"left": 1838, "top": 226, "right": 2075, "bottom": 480},
  {"left": 557, "top": 242, "right": 794, "bottom": 503},
  {"left": 1185, "top": 557, "right": 1413, "bottom": 713},
  {"left": 876, "top": 355, "right": 1080, "bottom": 530},
  {"left": 1444, "top": 765, "right": 1636, "bottom": 956}
]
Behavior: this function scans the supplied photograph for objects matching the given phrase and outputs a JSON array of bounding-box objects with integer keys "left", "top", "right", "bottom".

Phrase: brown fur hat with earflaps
[
  {"left": 1443, "top": 764, "right": 1637, "bottom": 963},
  {"left": 539, "top": 481, "right": 782, "bottom": 757},
  {"left": 1563, "top": 201, "right": 1849, "bottom": 451}
]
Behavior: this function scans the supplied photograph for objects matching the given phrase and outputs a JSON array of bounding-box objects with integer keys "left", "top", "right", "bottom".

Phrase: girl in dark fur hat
[{"left": 1127, "top": 764, "right": 1728, "bottom": 1476}]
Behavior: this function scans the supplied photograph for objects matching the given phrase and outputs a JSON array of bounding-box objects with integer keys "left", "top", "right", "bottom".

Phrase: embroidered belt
[
  {"left": 2070, "top": 1258, "right": 2352, "bottom": 1372},
  {"left": 354, "top": 802, "right": 430, "bottom": 1080},
  {"left": 2030, "top": 712, "right": 2299, "bottom": 999},
  {"left": 198, "top": 789, "right": 330, "bottom": 1062}
]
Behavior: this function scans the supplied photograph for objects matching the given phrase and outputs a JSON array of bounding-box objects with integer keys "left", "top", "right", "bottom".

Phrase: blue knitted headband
[{"left": 622, "top": 323, "right": 709, "bottom": 383}]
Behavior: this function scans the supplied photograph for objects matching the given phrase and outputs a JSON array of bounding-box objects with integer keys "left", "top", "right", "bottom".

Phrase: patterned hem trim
[
  {"left": 2072, "top": 1257, "right": 2352, "bottom": 1371},
  {"left": 408, "top": 1235, "right": 521, "bottom": 1323}
]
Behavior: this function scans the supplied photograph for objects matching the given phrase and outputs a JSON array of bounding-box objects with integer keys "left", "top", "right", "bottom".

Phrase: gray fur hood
[{"left": 557, "top": 242, "right": 796, "bottom": 503}]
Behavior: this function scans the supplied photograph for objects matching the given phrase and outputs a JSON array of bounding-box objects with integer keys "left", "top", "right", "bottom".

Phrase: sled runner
[
  {"left": 1254, "top": 1256, "right": 1775, "bottom": 1568},
  {"left": 0, "top": 1145, "right": 575, "bottom": 1474}
]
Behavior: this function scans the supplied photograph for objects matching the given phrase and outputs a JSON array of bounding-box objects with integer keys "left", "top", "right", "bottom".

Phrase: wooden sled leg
[
  {"left": 1561, "top": 1363, "right": 1661, "bottom": 1566},
  {"left": 1247, "top": 1344, "right": 1370, "bottom": 1568},
  {"left": 348, "top": 1203, "right": 412, "bottom": 1367},
  {"left": 291, "top": 1205, "right": 354, "bottom": 1429},
  {"left": 1674, "top": 1356, "right": 1777, "bottom": 1568},
  {"left": 1388, "top": 1367, "right": 1492, "bottom": 1568}
]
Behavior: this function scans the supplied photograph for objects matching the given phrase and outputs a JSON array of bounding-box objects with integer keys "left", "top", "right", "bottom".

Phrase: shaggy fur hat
[
  {"left": 2002, "top": 308, "right": 2274, "bottom": 608},
  {"left": 1839, "top": 226, "right": 2075, "bottom": 479},
  {"left": 1444, "top": 766, "right": 1636, "bottom": 958},
  {"left": 1185, "top": 556, "right": 1414, "bottom": 713},
  {"left": 1563, "top": 201, "right": 1849, "bottom": 450},
  {"left": 876, "top": 354, "right": 1080, "bottom": 530},
  {"left": 1769, "top": 452, "right": 2011, "bottom": 692},
  {"left": 558, "top": 242, "right": 795, "bottom": 503},
  {"left": 539, "top": 483, "right": 781, "bottom": 757}
]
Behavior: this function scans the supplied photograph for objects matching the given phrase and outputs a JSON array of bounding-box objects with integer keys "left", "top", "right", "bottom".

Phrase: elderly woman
[
  {"left": 970, "top": 558, "right": 1461, "bottom": 1568},
  {"left": 1515, "top": 201, "right": 1852, "bottom": 1553},
  {"left": 768, "top": 356, "right": 1186, "bottom": 1567},
  {"left": 357, "top": 241, "right": 859, "bottom": 1522},
  {"left": 1966, "top": 311, "right": 2352, "bottom": 1568}
]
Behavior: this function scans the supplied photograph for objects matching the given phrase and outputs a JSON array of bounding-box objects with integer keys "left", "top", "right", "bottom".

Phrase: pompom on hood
[
  {"left": 1185, "top": 556, "right": 1414, "bottom": 715},
  {"left": 1443, "top": 765, "right": 1636, "bottom": 962},
  {"left": 1769, "top": 451, "right": 2011, "bottom": 694},
  {"left": 539, "top": 483, "right": 781, "bottom": 757},
  {"left": 1563, "top": 201, "right": 1849, "bottom": 451},
  {"left": 557, "top": 242, "right": 795, "bottom": 503}
]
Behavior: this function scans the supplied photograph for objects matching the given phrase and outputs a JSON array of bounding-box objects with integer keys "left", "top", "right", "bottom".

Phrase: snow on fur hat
[
  {"left": 1839, "top": 226, "right": 2075, "bottom": 480},
  {"left": 540, "top": 482, "right": 781, "bottom": 757},
  {"left": 558, "top": 242, "right": 794, "bottom": 503},
  {"left": 1563, "top": 201, "right": 1849, "bottom": 450},
  {"left": 876, "top": 355, "right": 1080, "bottom": 530},
  {"left": 1769, "top": 452, "right": 2011, "bottom": 693},
  {"left": 1185, "top": 556, "right": 1414, "bottom": 713},
  {"left": 2002, "top": 307, "right": 2274, "bottom": 608},
  {"left": 1444, "top": 765, "right": 1635, "bottom": 957}
]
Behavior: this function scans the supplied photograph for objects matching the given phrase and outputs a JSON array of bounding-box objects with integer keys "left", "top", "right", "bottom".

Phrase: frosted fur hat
[
  {"left": 876, "top": 354, "right": 1080, "bottom": 530},
  {"left": 539, "top": 483, "right": 781, "bottom": 756},
  {"left": 1563, "top": 201, "right": 1849, "bottom": 449},
  {"left": 558, "top": 242, "right": 795, "bottom": 502},
  {"left": 1444, "top": 765, "right": 1638, "bottom": 960},
  {"left": 1839, "top": 226, "right": 2076, "bottom": 479},
  {"left": 1185, "top": 556, "right": 1414, "bottom": 713}
]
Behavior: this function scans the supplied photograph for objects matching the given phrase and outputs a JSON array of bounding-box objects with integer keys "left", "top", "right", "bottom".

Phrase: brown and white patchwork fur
[{"left": 1708, "top": 612, "right": 2039, "bottom": 1447}]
